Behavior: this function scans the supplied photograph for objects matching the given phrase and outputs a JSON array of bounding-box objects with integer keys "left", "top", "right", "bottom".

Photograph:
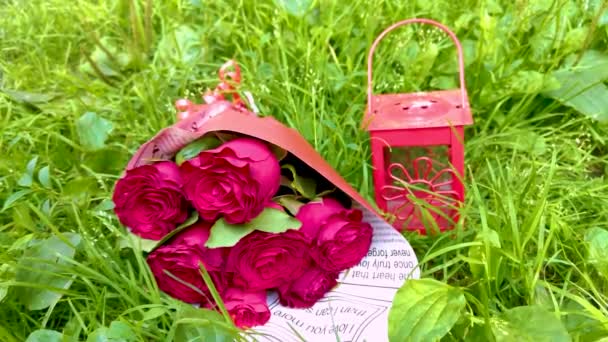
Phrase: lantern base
[{"left": 385, "top": 199, "right": 458, "bottom": 234}]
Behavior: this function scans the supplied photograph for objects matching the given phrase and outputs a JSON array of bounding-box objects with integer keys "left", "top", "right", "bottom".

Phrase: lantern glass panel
[{"left": 381, "top": 145, "right": 459, "bottom": 232}]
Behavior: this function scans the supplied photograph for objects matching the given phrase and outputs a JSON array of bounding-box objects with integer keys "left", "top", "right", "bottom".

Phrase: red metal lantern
[{"left": 364, "top": 19, "right": 474, "bottom": 234}]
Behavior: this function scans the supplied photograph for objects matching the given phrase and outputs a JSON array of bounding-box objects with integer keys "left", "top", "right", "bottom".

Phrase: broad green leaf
[
  {"left": 15, "top": 233, "right": 82, "bottom": 310},
  {"left": 562, "top": 299, "right": 608, "bottom": 341},
  {"left": 142, "top": 307, "right": 168, "bottom": 321},
  {"left": 175, "top": 136, "right": 222, "bottom": 165},
  {"left": 63, "top": 177, "right": 99, "bottom": 203},
  {"left": 600, "top": 9, "right": 608, "bottom": 26},
  {"left": 173, "top": 303, "right": 237, "bottom": 342},
  {"left": 2, "top": 189, "right": 33, "bottom": 212},
  {"left": 0, "top": 264, "right": 10, "bottom": 302},
  {"left": 87, "top": 321, "right": 137, "bottom": 342},
  {"left": 12, "top": 204, "right": 35, "bottom": 230},
  {"left": 281, "top": 164, "right": 317, "bottom": 199},
  {"left": 584, "top": 227, "right": 608, "bottom": 280},
  {"left": 563, "top": 27, "right": 589, "bottom": 54},
  {"left": 0, "top": 285, "right": 7, "bottom": 302},
  {"left": 18, "top": 156, "right": 38, "bottom": 187},
  {"left": 1, "top": 89, "right": 56, "bottom": 105},
  {"left": 491, "top": 305, "right": 571, "bottom": 342},
  {"left": 543, "top": 50, "right": 608, "bottom": 121},
  {"left": 38, "top": 166, "right": 51, "bottom": 188},
  {"left": 63, "top": 316, "right": 83, "bottom": 342},
  {"left": 79, "top": 37, "right": 132, "bottom": 77},
  {"left": 93, "top": 199, "right": 115, "bottom": 212},
  {"left": 274, "top": 0, "right": 313, "bottom": 17},
  {"left": 206, "top": 208, "right": 302, "bottom": 248},
  {"left": 41, "top": 200, "right": 51, "bottom": 216},
  {"left": 388, "top": 278, "right": 466, "bottom": 342},
  {"left": 25, "top": 329, "right": 63, "bottom": 342},
  {"left": 506, "top": 70, "right": 546, "bottom": 95},
  {"left": 157, "top": 25, "right": 204, "bottom": 65},
  {"left": 480, "top": 229, "right": 501, "bottom": 248},
  {"left": 8, "top": 233, "right": 35, "bottom": 252},
  {"left": 513, "top": 131, "right": 547, "bottom": 156},
  {"left": 76, "top": 112, "right": 114, "bottom": 151},
  {"left": 430, "top": 76, "right": 457, "bottom": 90}
]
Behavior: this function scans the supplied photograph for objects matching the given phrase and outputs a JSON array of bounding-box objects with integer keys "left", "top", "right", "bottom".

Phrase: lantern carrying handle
[{"left": 367, "top": 18, "right": 468, "bottom": 114}]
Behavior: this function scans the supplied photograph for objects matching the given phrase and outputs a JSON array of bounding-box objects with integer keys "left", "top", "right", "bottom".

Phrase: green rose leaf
[
  {"left": 152, "top": 212, "right": 200, "bottom": 251},
  {"left": 175, "top": 135, "right": 223, "bottom": 165},
  {"left": 76, "top": 112, "right": 114, "bottom": 151},
  {"left": 275, "top": 195, "right": 305, "bottom": 216},
  {"left": 119, "top": 212, "right": 199, "bottom": 253},
  {"left": 281, "top": 164, "right": 317, "bottom": 200},
  {"left": 15, "top": 233, "right": 82, "bottom": 310},
  {"left": 25, "top": 329, "right": 63, "bottom": 342},
  {"left": 206, "top": 208, "right": 302, "bottom": 248},
  {"left": 491, "top": 305, "right": 570, "bottom": 342},
  {"left": 270, "top": 144, "right": 288, "bottom": 161},
  {"left": 205, "top": 220, "right": 256, "bottom": 249},
  {"left": 388, "top": 278, "right": 466, "bottom": 342}
]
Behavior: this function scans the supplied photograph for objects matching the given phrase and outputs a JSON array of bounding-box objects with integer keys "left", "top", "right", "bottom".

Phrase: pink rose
[
  {"left": 147, "top": 221, "right": 228, "bottom": 305},
  {"left": 180, "top": 137, "right": 281, "bottom": 224},
  {"left": 113, "top": 161, "right": 189, "bottom": 240},
  {"left": 296, "top": 197, "right": 373, "bottom": 272},
  {"left": 222, "top": 288, "right": 270, "bottom": 328},
  {"left": 226, "top": 230, "right": 311, "bottom": 290},
  {"left": 278, "top": 268, "right": 338, "bottom": 308}
]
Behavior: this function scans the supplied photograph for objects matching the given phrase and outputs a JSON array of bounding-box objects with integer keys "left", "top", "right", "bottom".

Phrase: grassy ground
[{"left": 1, "top": 0, "right": 608, "bottom": 341}]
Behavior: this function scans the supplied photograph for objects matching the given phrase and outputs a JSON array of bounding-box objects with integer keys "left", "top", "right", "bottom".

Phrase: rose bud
[
  {"left": 180, "top": 137, "right": 281, "bottom": 224},
  {"left": 226, "top": 230, "right": 311, "bottom": 291},
  {"left": 147, "top": 221, "right": 229, "bottom": 306},
  {"left": 296, "top": 197, "right": 373, "bottom": 272},
  {"left": 222, "top": 288, "right": 270, "bottom": 329},
  {"left": 113, "top": 161, "right": 189, "bottom": 240},
  {"left": 278, "top": 267, "right": 338, "bottom": 308}
]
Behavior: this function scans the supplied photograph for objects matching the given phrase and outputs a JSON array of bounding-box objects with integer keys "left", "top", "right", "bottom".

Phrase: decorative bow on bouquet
[{"left": 111, "top": 61, "right": 373, "bottom": 329}]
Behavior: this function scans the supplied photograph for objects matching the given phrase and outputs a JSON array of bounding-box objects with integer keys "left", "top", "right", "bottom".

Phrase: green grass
[{"left": 1, "top": 0, "right": 608, "bottom": 340}]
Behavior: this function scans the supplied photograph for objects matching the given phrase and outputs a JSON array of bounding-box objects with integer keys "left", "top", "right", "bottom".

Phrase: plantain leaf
[
  {"left": 15, "top": 233, "right": 82, "bottom": 310},
  {"left": 584, "top": 227, "right": 608, "bottom": 280},
  {"left": 491, "top": 305, "right": 570, "bottom": 342},
  {"left": 543, "top": 50, "right": 608, "bottom": 121},
  {"left": 388, "top": 278, "right": 466, "bottom": 342}
]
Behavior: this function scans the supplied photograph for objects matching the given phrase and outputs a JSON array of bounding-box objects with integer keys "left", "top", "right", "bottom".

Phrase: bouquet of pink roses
[{"left": 112, "top": 132, "right": 373, "bottom": 328}]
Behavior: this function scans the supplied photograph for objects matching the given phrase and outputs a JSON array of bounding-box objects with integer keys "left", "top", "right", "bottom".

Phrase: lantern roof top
[{"left": 363, "top": 89, "right": 474, "bottom": 131}]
